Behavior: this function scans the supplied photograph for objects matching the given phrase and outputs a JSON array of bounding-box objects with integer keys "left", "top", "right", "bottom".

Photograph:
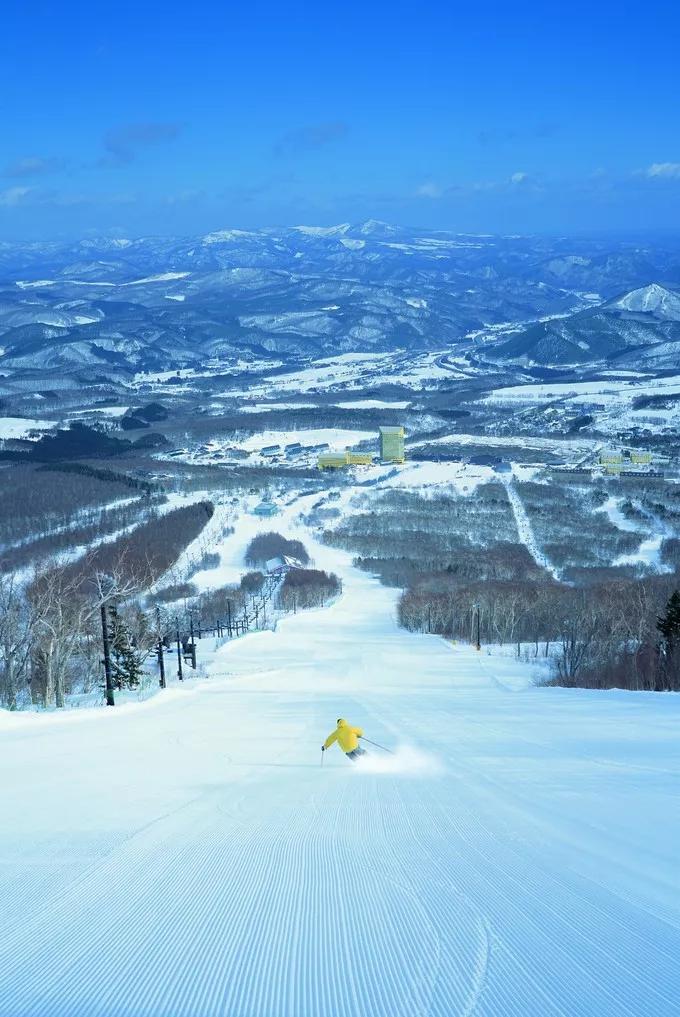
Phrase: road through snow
[{"left": 1, "top": 498, "right": 679, "bottom": 1016}]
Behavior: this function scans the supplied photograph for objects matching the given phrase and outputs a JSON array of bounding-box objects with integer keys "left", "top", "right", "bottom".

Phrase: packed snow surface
[{"left": 1, "top": 498, "right": 679, "bottom": 1016}]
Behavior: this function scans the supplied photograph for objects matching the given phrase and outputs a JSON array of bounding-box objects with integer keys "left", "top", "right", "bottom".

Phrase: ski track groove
[{"left": 357, "top": 693, "right": 680, "bottom": 1016}]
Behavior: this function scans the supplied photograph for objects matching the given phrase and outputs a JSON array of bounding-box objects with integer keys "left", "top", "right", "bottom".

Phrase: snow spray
[{"left": 353, "top": 744, "right": 444, "bottom": 777}]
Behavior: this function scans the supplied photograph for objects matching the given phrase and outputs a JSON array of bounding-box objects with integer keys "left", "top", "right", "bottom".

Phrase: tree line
[
  {"left": 398, "top": 572, "right": 680, "bottom": 692},
  {"left": 245, "top": 532, "right": 310, "bottom": 567},
  {"left": 0, "top": 502, "right": 214, "bottom": 709}
]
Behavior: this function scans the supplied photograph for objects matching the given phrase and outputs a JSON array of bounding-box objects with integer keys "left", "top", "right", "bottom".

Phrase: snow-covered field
[
  {"left": 0, "top": 416, "right": 56, "bottom": 439},
  {"left": 409, "top": 430, "right": 597, "bottom": 456},
  {"left": 486, "top": 375, "right": 680, "bottom": 404},
  {"left": 1, "top": 498, "right": 679, "bottom": 1016},
  {"left": 377, "top": 460, "right": 497, "bottom": 493},
  {"left": 335, "top": 399, "right": 412, "bottom": 410},
  {"left": 238, "top": 402, "right": 317, "bottom": 414},
  {"left": 485, "top": 375, "right": 680, "bottom": 437},
  {"left": 238, "top": 428, "right": 374, "bottom": 452},
  {"left": 68, "top": 406, "right": 130, "bottom": 419},
  {"left": 230, "top": 350, "right": 475, "bottom": 399}
]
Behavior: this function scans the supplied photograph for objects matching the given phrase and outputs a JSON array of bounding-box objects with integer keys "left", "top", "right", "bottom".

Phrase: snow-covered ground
[
  {"left": 68, "top": 406, "right": 130, "bottom": 419},
  {"left": 238, "top": 402, "right": 317, "bottom": 413},
  {"left": 335, "top": 399, "right": 412, "bottom": 410},
  {"left": 238, "top": 428, "right": 374, "bottom": 452},
  {"left": 409, "top": 431, "right": 597, "bottom": 457},
  {"left": 485, "top": 375, "right": 680, "bottom": 437},
  {"left": 0, "top": 416, "right": 56, "bottom": 439},
  {"left": 1, "top": 499, "right": 679, "bottom": 1016},
  {"left": 229, "top": 349, "right": 476, "bottom": 399},
  {"left": 377, "top": 460, "right": 497, "bottom": 493}
]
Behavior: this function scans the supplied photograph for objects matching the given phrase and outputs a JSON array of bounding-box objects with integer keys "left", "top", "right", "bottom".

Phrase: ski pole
[
  {"left": 361, "top": 737, "right": 394, "bottom": 754},
  {"left": 321, "top": 749, "right": 324, "bottom": 768}
]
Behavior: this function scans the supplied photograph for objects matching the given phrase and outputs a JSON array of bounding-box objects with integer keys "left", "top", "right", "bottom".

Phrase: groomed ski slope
[{"left": 1, "top": 498, "right": 680, "bottom": 1017}]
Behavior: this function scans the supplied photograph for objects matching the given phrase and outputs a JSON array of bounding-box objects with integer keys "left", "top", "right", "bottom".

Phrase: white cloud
[
  {"left": 645, "top": 162, "right": 680, "bottom": 179},
  {"left": 510, "top": 171, "right": 529, "bottom": 185},
  {"left": 3, "top": 156, "right": 62, "bottom": 178},
  {"left": 416, "top": 181, "right": 443, "bottom": 199},
  {"left": 0, "top": 186, "right": 32, "bottom": 207}
]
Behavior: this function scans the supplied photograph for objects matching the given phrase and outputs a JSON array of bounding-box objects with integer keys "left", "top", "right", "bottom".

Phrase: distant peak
[
  {"left": 202, "top": 228, "right": 258, "bottom": 244},
  {"left": 610, "top": 283, "right": 680, "bottom": 319},
  {"left": 356, "top": 219, "right": 398, "bottom": 236},
  {"left": 291, "top": 224, "right": 351, "bottom": 237}
]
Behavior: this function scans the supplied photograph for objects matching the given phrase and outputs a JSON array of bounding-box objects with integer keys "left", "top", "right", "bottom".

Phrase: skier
[{"left": 322, "top": 718, "right": 367, "bottom": 761}]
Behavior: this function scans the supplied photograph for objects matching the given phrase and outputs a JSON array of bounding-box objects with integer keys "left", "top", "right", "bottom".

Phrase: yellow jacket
[{"left": 324, "top": 718, "right": 363, "bottom": 752}]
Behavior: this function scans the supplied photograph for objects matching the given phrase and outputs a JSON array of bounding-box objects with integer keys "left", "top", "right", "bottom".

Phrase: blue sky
[{"left": 1, "top": 0, "right": 678, "bottom": 239}]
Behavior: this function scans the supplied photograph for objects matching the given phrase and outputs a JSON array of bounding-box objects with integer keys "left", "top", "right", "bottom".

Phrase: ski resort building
[
  {"left": 318, "top": 452, "right": 350, "bottom": 469},
  {"left": 379, "top": 425, "right": 405, "bottom": 463},
  {"left": 252, "top": 501, "right": 279, "bottom": 517},
  {"left": 265, "top": 554, "right": 304, "bottom": 576},
  {"left": 317, "top": 450, "right": 374, "bottom": 469}
]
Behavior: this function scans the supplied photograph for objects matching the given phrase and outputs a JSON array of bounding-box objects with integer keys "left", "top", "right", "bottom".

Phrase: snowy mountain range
[
  {"left": 0, "top": 225, "right": 679, "bottom": 393},
  {"left": 490, "top": 283, "right": 680, "bottom": 369}
]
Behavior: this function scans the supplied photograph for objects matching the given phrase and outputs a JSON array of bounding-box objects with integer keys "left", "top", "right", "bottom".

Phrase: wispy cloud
[
  {"left": 0, "top": 186, "right": 33, "bottom": 207},
  {"left": 645, "top": 162, "right": 680, "bottom": 179},
  {"left": 510, "top": 171, "right": 530, "bottom": 185},
  {"left": 274, "top": 121, "right": 348, "bottom": 156},
  {"left": 3, "top": 156, "right": 63, "bottom": 178},
  {"left": 99, "top": 122, "right": 184, "bottom": 167},
  {"left": 0, "top": 187, "right": 137, "bottom": 209},
  {"left": 415, "top": 181, "right": 443, "bottom": 199},
  {"left": 415, "top": 178, "right": 500, "bottom": 199}
]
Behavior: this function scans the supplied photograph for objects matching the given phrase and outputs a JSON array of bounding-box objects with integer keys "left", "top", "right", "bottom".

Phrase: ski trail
[
  {"left": 596, "top": 495, "right": 673, "bottom": 572},
  {"left": 1, "top": 495, "right": 680, "bottom": 1015},
  {"left": 502, "top": 476, "right": 561, "bottom": 580}
]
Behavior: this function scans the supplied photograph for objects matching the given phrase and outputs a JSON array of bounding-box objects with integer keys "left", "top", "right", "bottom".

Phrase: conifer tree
[
  {"left": 656, "top": 590, "right": 680, "bottom": 691},
  {"left": 657, "top": 590, "right": 680, "bottom": 644},
  {"left": 109, "top": 607, "right": 145, "bottom": 690}
]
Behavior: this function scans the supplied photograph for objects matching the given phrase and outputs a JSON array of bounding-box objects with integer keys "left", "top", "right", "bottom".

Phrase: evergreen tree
[
  {"left": 109, "top": 607, "right": 145, "bottom": 690},
  {"left": 657, "top": 590, "right": 680, "bottom": 644},
  {"left": 656, "top": 590, "right": 680, "bottom": 691}
]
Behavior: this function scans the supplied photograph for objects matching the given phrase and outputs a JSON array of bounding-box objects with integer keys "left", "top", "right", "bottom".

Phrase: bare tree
[
  {"left": 28, "top": 554, "right": 149, "bottom": 708},
  {"left": 0, "top": 575, "right": 38, "bottom": 709}
]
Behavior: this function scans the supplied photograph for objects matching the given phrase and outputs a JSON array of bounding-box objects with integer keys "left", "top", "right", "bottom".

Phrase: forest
[{"left": 322, "top": 482, "right": 680, "bottom": 691}]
